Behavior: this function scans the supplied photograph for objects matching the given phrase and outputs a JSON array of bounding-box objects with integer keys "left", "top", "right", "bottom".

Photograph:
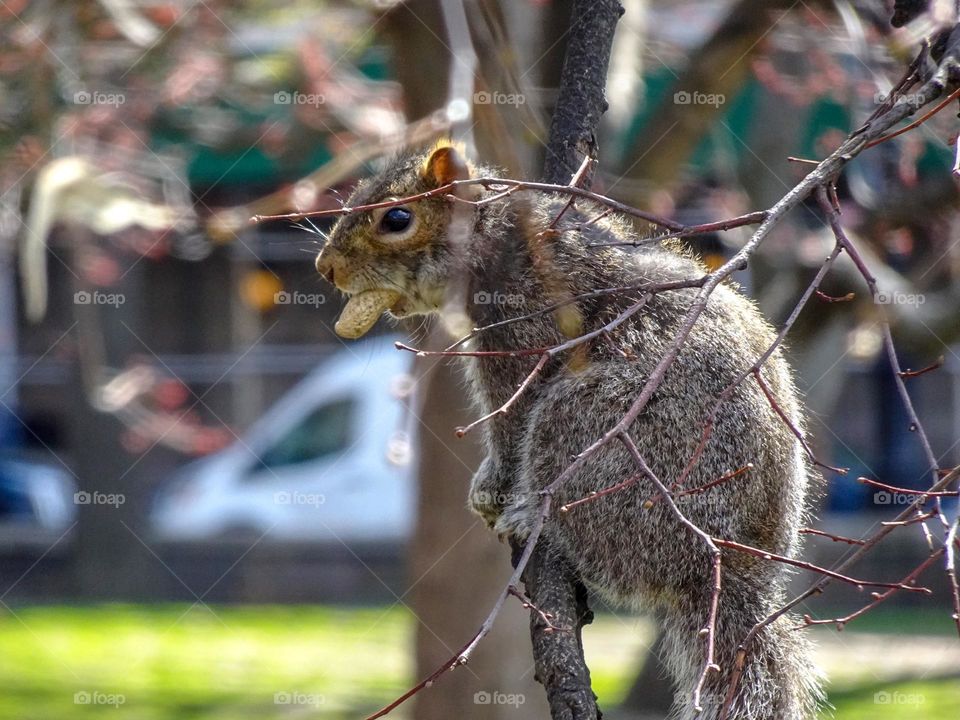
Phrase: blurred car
[
  {"left": 0, "top": 458, "right": 77, "bottom": 533},
  {"left": 150, "top": 335, "right": 417, "bottom": 544}
]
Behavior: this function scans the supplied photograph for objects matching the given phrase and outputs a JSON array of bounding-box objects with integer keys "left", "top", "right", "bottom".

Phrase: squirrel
[{"left": 315, "top": 139, "right": 825, "bottom": 720}]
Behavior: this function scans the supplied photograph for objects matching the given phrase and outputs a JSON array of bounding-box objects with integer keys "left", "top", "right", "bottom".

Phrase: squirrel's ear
[{"left": 421, "top": 142, "right": 471, "bottom": 188}]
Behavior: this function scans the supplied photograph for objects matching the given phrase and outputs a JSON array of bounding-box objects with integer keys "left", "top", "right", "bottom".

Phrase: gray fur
[{"left": 316, "top": 148, "right": 826, "bottom": 720}]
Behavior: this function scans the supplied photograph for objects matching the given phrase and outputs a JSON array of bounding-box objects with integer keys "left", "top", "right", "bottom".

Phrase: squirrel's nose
[{"left": 315, "top": 248, "right": 337, "bottom": 285}]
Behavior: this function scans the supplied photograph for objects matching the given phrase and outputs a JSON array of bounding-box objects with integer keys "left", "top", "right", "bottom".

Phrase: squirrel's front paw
[
  {"left": 468, "top": 488, "right": 505, "bottom": 529},
  {"left": 492, "top": 496, "right": 536, "bottom": 543}
]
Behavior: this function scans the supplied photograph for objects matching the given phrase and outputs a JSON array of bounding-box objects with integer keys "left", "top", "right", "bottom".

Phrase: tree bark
[
  {"left": 521, "top": 537, "right": 600, "bottom": 720},
  {"left": 543, "top": 0, "right": 624, "bottom": 186}
]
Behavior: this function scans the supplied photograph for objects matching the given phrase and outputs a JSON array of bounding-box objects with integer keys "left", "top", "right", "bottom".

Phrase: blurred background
[{"left": 0, "top": 0, "right": 958, "bottom": 718}]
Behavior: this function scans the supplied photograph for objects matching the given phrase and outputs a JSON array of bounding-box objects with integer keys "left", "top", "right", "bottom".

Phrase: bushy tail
[{"left": 661, "top": 579, "right": 825, "bottom": 720}]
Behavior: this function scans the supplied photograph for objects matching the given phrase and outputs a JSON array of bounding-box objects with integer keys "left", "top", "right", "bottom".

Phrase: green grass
[
  {"left": 0, "top": 604, "right": 955, "bottom": 719},
  {"left": 0, "top": 604, "right": 408, "bottom": 720},
  {"left": 829, "top": 678, "right": 960, "bottom": 719}
]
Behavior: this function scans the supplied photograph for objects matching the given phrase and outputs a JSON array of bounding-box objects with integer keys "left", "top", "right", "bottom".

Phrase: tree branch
[{"left": 542, "top": 0, "right": 623, "bottom": 186}]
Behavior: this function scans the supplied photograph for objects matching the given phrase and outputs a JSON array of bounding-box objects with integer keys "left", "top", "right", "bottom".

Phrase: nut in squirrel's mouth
[{"left": 334, "top": 288, "right": 410, "bottom": 339}]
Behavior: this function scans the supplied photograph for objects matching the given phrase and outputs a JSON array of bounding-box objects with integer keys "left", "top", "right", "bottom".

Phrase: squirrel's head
[{"left": 315, "top": 139, "right": 479, "bottom": 339}]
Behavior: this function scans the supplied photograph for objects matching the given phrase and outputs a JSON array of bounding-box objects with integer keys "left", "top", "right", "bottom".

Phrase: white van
[{"left": 150, "top": 335, "right": 416, "bottom": 544}]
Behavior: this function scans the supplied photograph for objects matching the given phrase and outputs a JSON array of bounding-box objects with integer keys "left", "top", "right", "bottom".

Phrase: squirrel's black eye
[{"left": 380, "top": 207, "right": 413, "bottom": 233}]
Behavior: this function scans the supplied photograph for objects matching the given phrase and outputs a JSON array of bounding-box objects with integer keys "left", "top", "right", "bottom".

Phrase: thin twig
[
  {"left": 800, "top": 548, "right": 945, "bottom": 631},
  {"left": 815, "top": 289, "right": 855, "bottom": 303},
  {"left": 252, "top": 175, "right": 687, "bottom": 231},
  {"left": 881, "top": 510, "right": 941, "bottom": 527},
  {"left": 898, "top": 356, "right": 945, "bottom": 379},
  {"left": 753, "top": 368, "right": 848, "bottom": 474},
  {"left": 858, "top": 475, "right": 959, "bottom": 498},
  {"left": 444, "top": 277, "right": 705, "bottom": 352},
  {"left": 864, "top": 87, "right": 960, "bottom": 149},
  {"left": 799, "top": 528, "right": 867, "bottom": 545},
  {"left": 648, "top": 464, "right": 753, "bottom": 508},
  {"left": 714, "top": 538, "right": 932, "bottom": 593},
  {"left": 559, "top": 473, "right": 642, "bottom": 513},
  {"left": 455, "top": 353, "right": 549, "bottom": 436},
  {"left": 589, "top": 210, "right": 769, "bottom": 248},
  {"left": 508, "top": 585, "right": 567, "bottom": 632}
]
